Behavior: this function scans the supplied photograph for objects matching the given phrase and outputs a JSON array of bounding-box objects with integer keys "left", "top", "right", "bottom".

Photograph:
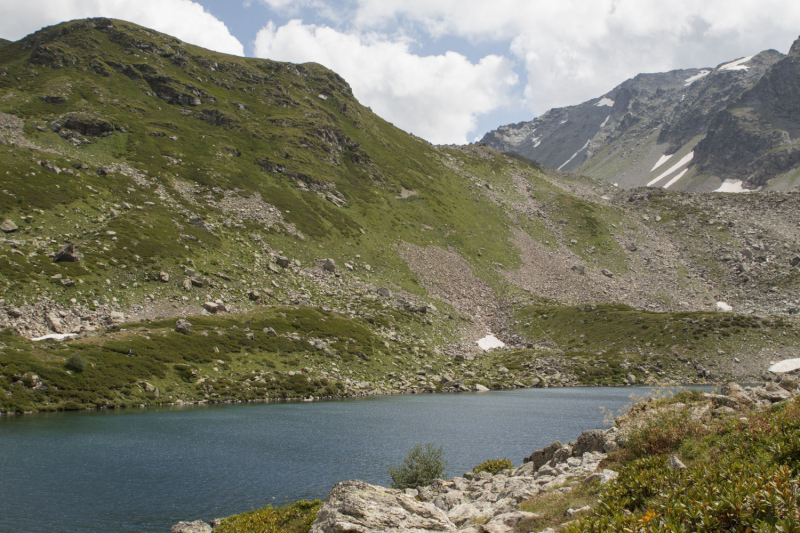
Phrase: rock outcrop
[
  {"left": 310, "top": 480, "right": 457, "bottom": 533},
  {"left": 309, "top": 428, "right": 621, "bottom": 533}
]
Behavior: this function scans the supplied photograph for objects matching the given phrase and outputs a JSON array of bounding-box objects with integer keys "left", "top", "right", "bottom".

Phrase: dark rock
[
  {"left": 276, "top": 256, "right": 290, "bottom": 268},
  {"left": 175, "top": 319, "right": 192, "bottom": 332},
  {"left": 377, "top": 287, "right": 392, "bottom": 298},
  {"left": 53, "top": 243, "right": 83, "bottom": 262},
  {"left": 571, "top": 265, "right": 585, "bottom": 275},
  {"left": 572, "top": 430, "right": 608, "bottom": 456},
  {"left": 523, "top": 440, "right": 562, "bottom": 469},
  {"left": 41, "top": 95, "right": 68, "bottom": 104},
  {"left": 322, "top": 258, "right": 336, "bottom": 273}
]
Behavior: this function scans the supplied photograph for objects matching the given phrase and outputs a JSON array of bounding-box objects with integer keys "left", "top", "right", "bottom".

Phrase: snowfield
[
  {"left": 715, "top": 179, "right": 749, "bottom": 193},
  {"left": 684, "top": 70, "right": 711, "bottom": 86},
  {"left": 647, "top": 151, "right": 694, "bottom": 186},
  {"left": 477, "top": 334, "right": 506, "bottom": 351},
  {"left": 719, "top": 56, "right": 753, "bottom": 71},
  {"left": 557, "top": 139, "right": 590, "bottom": 170},
  {"left": 651, "top": 153, "right": 673, "bottom": 171},
  {"left": 663, "top": 168, "right": 689, "bottom": 189}
]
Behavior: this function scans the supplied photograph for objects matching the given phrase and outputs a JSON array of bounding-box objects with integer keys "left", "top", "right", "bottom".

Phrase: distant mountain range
[{"left": 482, "top": 36, "right": 800, "bottom": 192}]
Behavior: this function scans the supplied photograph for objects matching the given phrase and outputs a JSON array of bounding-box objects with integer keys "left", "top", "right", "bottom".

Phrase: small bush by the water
[
  {"left": 473, "top": 458, "right": 513, "bottom": 475},
  {"left": 388, "top": 442, "right": 446, "bottom": 489},
  {"left": 214, "top": 500, "right": 321, "bottom": 533},
  {"left": 65, "top": 353, "right": 86, "bottom": 373}
]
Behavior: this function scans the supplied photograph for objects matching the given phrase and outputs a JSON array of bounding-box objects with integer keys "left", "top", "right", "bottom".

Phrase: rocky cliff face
[
  {"left": 694, "top": 37, "right": 800, "bottom": 189},
  {"left": 482, "top": 44, "right": 795, "bottom": 190}
]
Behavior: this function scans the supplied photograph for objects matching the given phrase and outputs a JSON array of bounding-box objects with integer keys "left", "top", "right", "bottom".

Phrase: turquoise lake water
[{"left": 0, "top": 386, "right": 687, "bottom": 532}]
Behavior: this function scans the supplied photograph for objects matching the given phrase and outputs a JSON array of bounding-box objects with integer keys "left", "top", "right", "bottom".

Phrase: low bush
[
  {"left": 214, "top": 500, "right": 321, "bottom": 533},
  {"left": 473, "top": 458, "right": 513, "bottom": 475},
  {"left": 388, "top": 443, "right": 446, "bottom": 489},
  {"left": 65, "top": 353, "right": 86, "bottom": 373}
]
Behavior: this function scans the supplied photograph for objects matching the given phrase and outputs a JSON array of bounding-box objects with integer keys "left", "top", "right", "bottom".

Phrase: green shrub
[
  {"left": 564, "top": 398, "right": 800, "bottom": 533},
  {"left": 65, "top": 353, "right": 86, "bottom": 373},
  {"left": 473, "top": 458, "right": 513, "bottom": 475},
  {"left": 620, "top": 408, "right": 707, "bottom": 461},
  {"left": 214, "top": 500, "right": 321, "bottom": 533},
  {"left": 388, "top": 443, "right": 446, "bottom": 489}
]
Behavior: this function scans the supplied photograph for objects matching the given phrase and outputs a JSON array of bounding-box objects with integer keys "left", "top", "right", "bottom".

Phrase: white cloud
[
  {"left": 253, "top": 20, "right": 518, "bottom": 144},
  {"left": 300, "top": 0, "right": 800, "bottom": 115},
  {"left": 0, "top": 0, "right": 244, "bottom": 56}
]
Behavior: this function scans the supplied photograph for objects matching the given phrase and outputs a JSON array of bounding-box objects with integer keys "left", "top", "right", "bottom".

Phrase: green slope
[{"left": 0, "top": 18, "right": 798, "bottom": 413}]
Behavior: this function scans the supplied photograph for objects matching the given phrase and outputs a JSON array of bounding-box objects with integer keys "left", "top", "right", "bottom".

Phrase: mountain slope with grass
[{"left": 1, "top": 18, "right": 800, "bottom": 413}]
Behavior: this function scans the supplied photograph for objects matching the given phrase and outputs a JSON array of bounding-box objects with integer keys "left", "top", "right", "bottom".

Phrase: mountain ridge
[{"left": 482, "top": 40, "right": 800, "bottom": 192}]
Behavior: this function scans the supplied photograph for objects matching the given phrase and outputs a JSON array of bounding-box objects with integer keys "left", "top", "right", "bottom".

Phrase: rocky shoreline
[
  {"left": 0, "top": 373, "right": 717, "bottom": 417},
  {"left": 172, "top": 377, "right": 800, "bottom": 533}
]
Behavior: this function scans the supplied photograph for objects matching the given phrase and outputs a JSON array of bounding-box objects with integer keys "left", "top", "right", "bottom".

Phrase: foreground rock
[
  {"left": 308, "top": 427, "right": 622, "bottom": 533},
  {"left": 310, "top": 480, "right": 457, "bottom": 533},
  {"left": 171, "top": 520, "right": 212, "bottom": 533}
]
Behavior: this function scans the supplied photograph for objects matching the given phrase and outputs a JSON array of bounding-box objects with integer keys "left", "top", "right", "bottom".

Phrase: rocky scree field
[{"left": 0, "top": 18, "right": 800, "bottom": 413}]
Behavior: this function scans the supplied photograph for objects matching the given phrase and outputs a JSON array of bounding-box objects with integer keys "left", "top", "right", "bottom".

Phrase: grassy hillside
[{"left": 0, "top": 18, "right": 799, "bottom": 413}]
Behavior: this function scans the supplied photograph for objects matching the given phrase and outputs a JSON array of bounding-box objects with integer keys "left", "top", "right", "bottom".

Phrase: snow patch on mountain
[
  {"left": 647, "top": 152, "right": 694, "bottom": 186},
  {"left": 595, "top": 97, "right": 614, "bottom": 107},
  {"left": 719, "top": 56, "right": 753, "bottom": 71},
  {"left": 558, "top": 139, "right": 590, "bottom": 170},
  {"left": 715, "top": 179, "right": 749, "bottom": 193},
  {"left": 662, "top": 168, "right": 689, "bottom": 189},
  {"left": 684, "top": 70, "right": 711, "bottom": 86},
  {"left": 477, "top": 334, "right": 505, "bottom": 351},
  {"left": 651, "top": 154, "right": 673, "bottom": 171}
]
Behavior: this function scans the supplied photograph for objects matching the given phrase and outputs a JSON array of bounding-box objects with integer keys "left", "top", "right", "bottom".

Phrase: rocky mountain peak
[
  {"left": 483, "top": 42, "right": 798, "bottom": 191},
  {"left": 790, "top": 35, "right": 800, "bottom": 56}
]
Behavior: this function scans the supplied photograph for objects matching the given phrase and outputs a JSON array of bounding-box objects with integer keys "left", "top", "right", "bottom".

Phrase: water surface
[{"left": 1, "top": 386, "right": 677, "bottom": 533}]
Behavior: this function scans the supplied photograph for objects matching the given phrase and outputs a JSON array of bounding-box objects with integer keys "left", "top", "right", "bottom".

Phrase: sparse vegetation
[
  {"left": 214, "top": 500, "right": 322, "bottom": 533},
  {"left": 473, "top": 458, "right": 513, "bottom": 475},
  {"left": 563, "top": 398, "right": 800, "bottom": 533}
]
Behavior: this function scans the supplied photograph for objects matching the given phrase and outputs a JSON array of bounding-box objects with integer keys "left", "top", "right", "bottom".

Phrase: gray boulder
[
  {"left": 1, "top": 219, "right": 18, "bottom": 233},
  {"left": 322, "top": 258, "right": 336, "bottom": 273},
  {"left": 175, "top": 319, "right": 192, "bottom": 333},
  {"left": 572, "top": 430, "right": 607, "bottom": 456},
  {"left": 377, "top": 287, "right": 392, "bottom": 298},
  {"left": 668, "top": 456, "right": 687, "bottom": 471},
  {"left": 54, "top": 243, "right": 83, "bottom": 262},
  {"left": 446, "top": 503, "right": 482, "bottom": 527},
  {"left": 523, "top": 440, "right": 562, "bottom": 469},
  {"left": 309, "top": 480, "right": 457, "bottom": 533},
  {"left": 171, "top": 520, "right": 212, "bottom": 533}
]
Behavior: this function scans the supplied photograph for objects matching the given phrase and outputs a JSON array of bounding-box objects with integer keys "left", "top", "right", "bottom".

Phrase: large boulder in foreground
[{"left": 310, "top": 480, "right": 457, "bottom": 533}]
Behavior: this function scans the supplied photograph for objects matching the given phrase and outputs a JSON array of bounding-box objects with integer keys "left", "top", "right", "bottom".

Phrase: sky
[{"left": 2, "top": 1, "right": 800, "bottom": 144}]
